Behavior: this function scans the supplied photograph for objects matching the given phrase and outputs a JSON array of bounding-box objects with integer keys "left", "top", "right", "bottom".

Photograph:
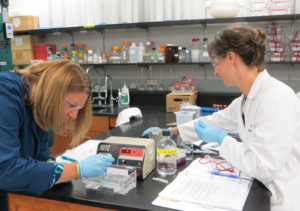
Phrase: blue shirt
[{"left": 0, "top": 72, "right": 56, "bottom": 210}]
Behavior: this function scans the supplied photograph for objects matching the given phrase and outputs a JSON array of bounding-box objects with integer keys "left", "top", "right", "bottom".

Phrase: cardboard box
[
  {"left": 11, "top": 35, "right": 44, "bottom": 51},
  {"left": 9, "top": 16, "right": 39, "bottom": 31},
  {"left": 166, "top": 91, "right": 196, "bottom": 112},
  {"left": 12, "top": 50, "right": 34, "bottom": 65}
]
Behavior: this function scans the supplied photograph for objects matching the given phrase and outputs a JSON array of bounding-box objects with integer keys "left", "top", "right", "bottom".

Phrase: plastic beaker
[{"left": 175, "top": 111, "right": 195, "bottom": 125}]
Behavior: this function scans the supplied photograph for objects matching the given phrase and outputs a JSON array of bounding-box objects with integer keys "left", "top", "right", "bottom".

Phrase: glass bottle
[
  {"left": 87, "top": 49, "right": 94, "bottom": 64},
  {"left": 158, "top": 47, "right": 165, "bottom": 63},
  {"left": 191, "top": 38, "right": 201, "bottom": 63},
  {"left": 200, "top": 37, "right": 210, "bottom": 62},
  {"left": 143, "top": 41, "right": 152, "bottom": 63},
  {"left": 157, "top": 129, "right": 177, "bottom": 175},
  {"left": 78, "top": 53, "right": 84, "bottom": 64},
  {"left": 71, "top": 50, "right": 78, "bottom": 63},
  {"left": 138, "top": 42, "right": 145, "bottom": 63},
  {"left": 151, "top": 47, "right": 158, "bottom": 63},
  {"left": 110, "top": 46, "right": 122, "bottom": 64},
  {"left": 121, "top": 41, "right": 129, "bottom": 63},
  {"left": 60, "top": 44, "right": 69, "bottom": 59}
]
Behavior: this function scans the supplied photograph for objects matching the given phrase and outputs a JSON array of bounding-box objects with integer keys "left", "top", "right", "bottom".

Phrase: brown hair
[
  {"left": 208, "top": 24, "right": 266, "bottom": 71},
  {"left": 16, "top": 60, "right": 92, "bottom": 146}
]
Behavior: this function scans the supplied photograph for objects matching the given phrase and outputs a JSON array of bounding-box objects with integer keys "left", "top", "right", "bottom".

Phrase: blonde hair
[{"left": 16, "top": 60, "right": 92, "bottom": 146}]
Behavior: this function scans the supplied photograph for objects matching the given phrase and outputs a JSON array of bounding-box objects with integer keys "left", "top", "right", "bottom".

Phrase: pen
[
  {"left": 210, "top": 171, "right": 238, "bottom": 179},
  {"left": 61, "top": 155, "right": 77, "bottom": 162},
  {"left": 152, "top": 177, "right": 169, "bottom": 184}
]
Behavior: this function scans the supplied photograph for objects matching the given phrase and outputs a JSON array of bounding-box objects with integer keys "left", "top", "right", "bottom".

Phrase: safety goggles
[
  {"left": 65, "top": 98, "right": 84, "bottom": 111},
  {"left": 210, "top": 57, "right": 220, "bottom": 67}
]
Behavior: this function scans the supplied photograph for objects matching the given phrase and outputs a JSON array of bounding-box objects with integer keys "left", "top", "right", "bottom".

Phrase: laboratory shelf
[
  {"left": 81, "top": 62, "right": 211, "bottom": 67},
  {"left": 80, "top": 61, "right": 300, "bottom": 68},
  {"left": 13, "top": 14, "right": 300, "bottom": 36}
]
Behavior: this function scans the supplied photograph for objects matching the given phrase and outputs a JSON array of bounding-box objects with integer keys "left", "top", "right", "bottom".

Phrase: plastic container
[
  {"left": 129, "top": 42, "right": 139, "bottom": 63},
  {"left": 82, "top": 165, "right": 136, "bottom": 195},
  {"left": 174, "top": 111, "right": 195, "bottom": 125},
  {"left": 205, "top": 0, "right": 243, "bottom": 18},
  {"left": 156, "top": 129, "right": 177, "bottom": 175}
]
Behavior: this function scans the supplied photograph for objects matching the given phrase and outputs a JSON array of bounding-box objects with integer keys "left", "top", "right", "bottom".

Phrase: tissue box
[{"left": 166, "top": 91, "right": 196, "bottom": 112}]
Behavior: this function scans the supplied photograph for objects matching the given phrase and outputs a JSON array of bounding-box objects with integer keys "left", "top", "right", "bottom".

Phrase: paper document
[
  {"left": 153, "top": 158, "right": 253, "bottom": 211},
  {"left": 56, "top": 139, "right": 102, "bottom": 163}
]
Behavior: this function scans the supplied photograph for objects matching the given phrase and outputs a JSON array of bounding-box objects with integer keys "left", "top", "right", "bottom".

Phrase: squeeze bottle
[{"left": 121, "top": 83, "right": 130, "bottom": 105}]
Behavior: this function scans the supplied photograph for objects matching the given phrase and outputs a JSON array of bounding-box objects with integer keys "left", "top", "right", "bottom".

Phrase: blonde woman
[{"left": 0, "top": 60, "right": 114, "bottom": 210}]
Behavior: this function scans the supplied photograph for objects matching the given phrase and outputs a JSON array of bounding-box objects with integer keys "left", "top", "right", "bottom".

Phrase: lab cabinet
[
  {"left": 7, "top": 193, "right": 115, "bottom": 211},
  {"left": 50, "top": 115, "right": 117, "bottom": 156}
]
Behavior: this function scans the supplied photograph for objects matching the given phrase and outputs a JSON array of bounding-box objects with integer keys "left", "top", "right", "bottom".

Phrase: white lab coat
[{"left": 178, "top": 70, "right": 300, "bottom": 211}]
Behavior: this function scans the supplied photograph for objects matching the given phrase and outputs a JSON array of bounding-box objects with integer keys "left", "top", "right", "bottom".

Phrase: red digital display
[{"left": 119, "top": 147, "right": 144, "bottom": 157}]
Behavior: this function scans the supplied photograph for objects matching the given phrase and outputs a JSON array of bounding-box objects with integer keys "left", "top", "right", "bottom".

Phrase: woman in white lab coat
[{"left": 171, "top": 24, "right": 300, "bottom": 211}]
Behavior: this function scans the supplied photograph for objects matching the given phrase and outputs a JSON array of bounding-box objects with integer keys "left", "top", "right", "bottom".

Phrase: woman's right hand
[{"left": 78, "top": 154, "right": 114, "bottom": 178}]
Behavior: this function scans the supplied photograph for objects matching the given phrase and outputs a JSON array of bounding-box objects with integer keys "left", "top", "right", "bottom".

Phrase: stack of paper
[
  {"left": 153, "top": 158, "right": 253, "bottom": 211},
  {"left": 56, "top": 139, "right": 102, "bottom": 163}
]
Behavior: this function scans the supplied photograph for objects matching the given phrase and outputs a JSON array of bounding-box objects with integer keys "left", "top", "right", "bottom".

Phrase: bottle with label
[
  {"left": 191, "top": 38, "right": 201, "bottom": 63},
  {"left": 138, "top": 42, "right": 145, "bottom": 63},
  {"left": 121, "top": 83, "right": 130, "bottom": 105},
  {"left": 157, "top": 47, "right": 165, "bottom": 63},
  {"left": 156, "top": 129, "right": 177, "bottom": 175},
  {"left": 118, "top": 88, "right": 122, "bottom": 108},
  {"left": 200, "top": 37, "right": 210, "bottom": 62}
]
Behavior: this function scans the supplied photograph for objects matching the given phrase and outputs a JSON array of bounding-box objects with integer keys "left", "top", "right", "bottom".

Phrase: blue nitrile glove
[
  {"left": 141, "top": 127, "right": 161, "bottom": 137},
  {"left": 141, "top": 127, "right": 173, "bottom": 137},
  {"left": 194, "top": 120, "right": 227, "bottom": 145},
  {"left": 78, "top": 154, "right": 114, "bottom": 178}
]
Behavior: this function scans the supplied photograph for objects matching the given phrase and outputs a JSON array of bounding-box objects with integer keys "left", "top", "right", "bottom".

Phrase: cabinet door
[
  {"left": 89, "top": 116, "right": 109, "bottom": 133},
  {"left": 7, "top": 193, "right": 115, "bottom": 211},
  {"left": 50, "top": 116, "right": 111, "bottom": 156},
  {"left": 109, "top": 116, "right": 117, "bottom": 128},
  {"left": 50, "top": 133, "right": 72, "bottom": 156}
]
